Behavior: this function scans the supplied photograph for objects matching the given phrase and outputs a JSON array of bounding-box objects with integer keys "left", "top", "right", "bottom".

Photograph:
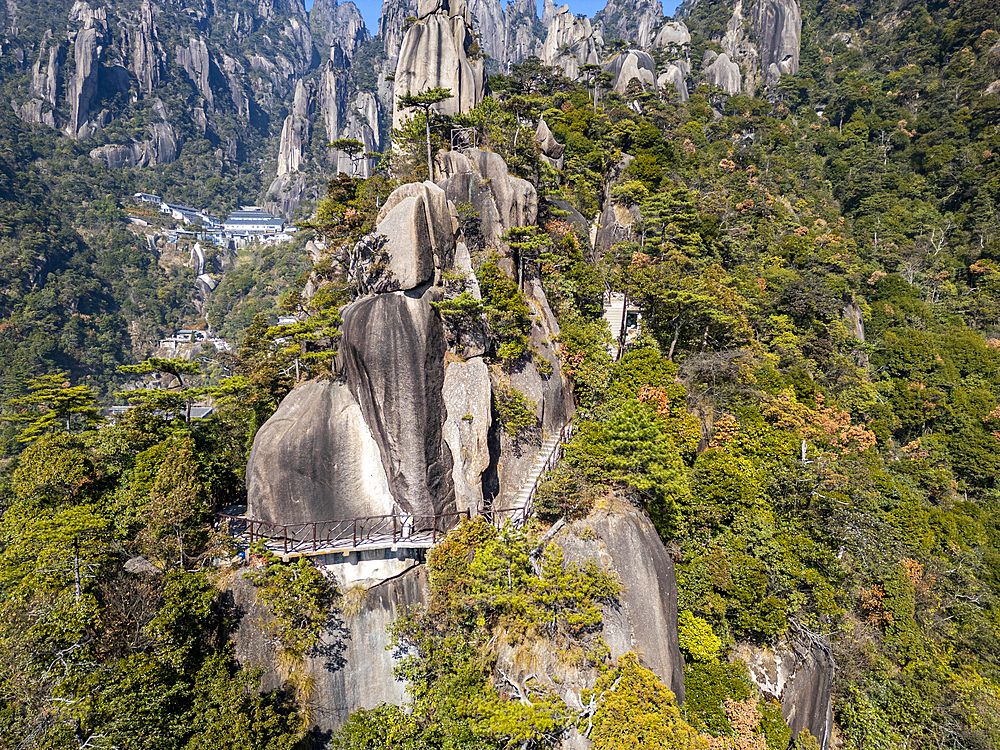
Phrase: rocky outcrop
[
  {"left": 276, "top": 79, "right": 312, "bottom": 177},
  {"left": 175, "top": 36, "right": 214, "bottom": 109},
  {"left": 535, "top": 117, "right": 565, "bottom": 171},
  {"left": 339, "top": 292, "right": 456, "bottom": 517},
  {"left": 542, "top": 6, "right": 602, "bottom": 80},
  {"left": 703, "top": 50, "right": 741, "bottom": 95},
  {"left": 436, "top": 149, "right": 508, "bottom": 249},
  {"left": 593, "top": 0, "right": 662, "bottom": 49},
  {"left": 733, "top": 635, "right": 835, "bottom": 749},
  {"left": 752, "top": 0, "right": 801, "bottom": 86},
  {"left": 469, "top": 0, "right": 506, "bottom": 64},
  {"left": 231, "top": 564, "right": 429, "bottom": 733},
  {"left": 502, "top": 0, "right": 545, "bottom": 67},
  {"left": 558, "top": 501, "right": 686, "bottom": 701},
  {"left": 245, "top": 379, "right": 398, "bottom": 526},
  {"left": 378, "top": 0, "right": 419, "bottom": 64},
  {"left": 90, "top": 120, "right": 179, "bottom": 169},
  {"left": 463, "top": 147, "right": 537, "bottom": 231},
  {"left": 496, "top": 501, "right": 686, "bottom": 709},
  {"left": 392, "top": 0, "right": 486, "bottom": 133},
  {"left": 376, "top": 180, "right": 454, "bottom": 270},
  {"left": 132, "top": 0, "right": 162, "bottom": 95},
  {"left": 654, "top": 19, "right": 690, "bottom": 47},
  {"left": 442, "top": 357, "right": 492, "bottom": 515},
  {"left": 603, "top": 49, "right": 656, "bottom": 95},
  {"left": 658, "top": 63, "right": 688, "bottom": 100},
  {"left": 67, "top": 4, "right": 108, "bottom": 138},
  {"left": 310, "top": 0, "right": 370, "bottom": 62}
]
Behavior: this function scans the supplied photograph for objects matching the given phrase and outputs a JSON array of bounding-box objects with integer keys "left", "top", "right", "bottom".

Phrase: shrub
[{"left": 495, "top": 384, "right": 537, "bottom": 441}]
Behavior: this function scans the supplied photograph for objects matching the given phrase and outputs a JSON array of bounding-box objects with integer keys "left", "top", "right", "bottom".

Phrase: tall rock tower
[{"left": 391, "top": 0, "right": 486, "bottom": 133}]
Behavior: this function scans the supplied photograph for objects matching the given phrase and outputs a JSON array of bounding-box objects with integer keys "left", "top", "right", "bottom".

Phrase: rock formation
[
  {"left": 339, "top": 291, "right": 456, "bottom": 517},
  {"left": 376, "top": 179, "right": 454, "bottom": 270},
  {"left": 246, "top": 379, "right": 398, "bottom": 526},
  {"left": 654, "top": 19, "right": 691, "bottom": 48},
  {"left": 593, "top": 0, "right": 663, "bottom": 49},
  {"left": 378, "top": 0, "right": 419, "bottom": 64},
  {"left": 495, "top": 501, "right": 686, "bottom": 709},
  {"left": 392, "top": 0, "right": 485, "bottom": 134},
  {"left": 733, "top": 635, "right": 835, "bottom": 748},
  {"left": 542, "top": 6, "right": 602, "bottom": 80},
  {"left": 502, "top": 0, "right": 545, "bottom": 67},
  {"left": 534, "top": 118, "right": 566, "bottom": 171},
  {"left": 603, "top": 48, "right": 656, "bottom": 94},
  {"left": 176, "top": 36, "right": 214, "bottom": 109},
  {"left": 468, "top": 0, "right": 506, "bottom": 64},
  {"left": 232, "top": 565, "right": 430, "bottom": 733},
  {"left": 752, "top": 0, "right": 801, "bottom": 86},
  {"left": 67, "top": 4, "right": 108, "bottom": 138},
  {"left": 132, "top": 0, "right": 163, "bottom": 95},
  {"left": 658, "top": 63, "right": 689, "bottom": 100},
  {"left": 703, "top": 50, "right": 742, "bottom": 95},
  {"left": 310, "top": 0, "right": 370, "bottom": 62},
  {"left": 276, "top": 79, "right": 312, "bottom": 177},
  {"left": 442, "top": 357, "right": 492, "bottom": 514}
]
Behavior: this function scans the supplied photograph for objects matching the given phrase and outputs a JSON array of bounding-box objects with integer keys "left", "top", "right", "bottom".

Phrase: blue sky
[{"left": 305, "top": 0, "right": 683, "bottom": 37}]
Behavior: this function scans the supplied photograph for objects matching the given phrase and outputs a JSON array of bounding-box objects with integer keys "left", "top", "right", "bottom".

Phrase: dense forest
[{"left": 2, "top": 0, "right": 1000, "bottom": 746}]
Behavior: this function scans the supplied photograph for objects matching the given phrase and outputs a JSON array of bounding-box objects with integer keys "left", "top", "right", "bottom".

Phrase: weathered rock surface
[
  {"left": 175, "top": 36, "right": 214, "bottom": 109},
  {"left": 436, "top": 149, "right": 507, "bottom": 247},
  {"left": 392, "top": 1, "right": 485, "bottom": 133},
  {"left": 703, "top": 50, "right": 741, "bottom": 94},
  {"left": 339, "top": 292, "right": 456, "bottom": 517},
  {"left": 373, "top": 197, "right": 435, "bottom": 291},
  {"left": 378, "top": 0, "right": 419, "bottom": 64},
  {"left": 376, "top": 180, "right": 454, "bottom": 269},
  {"left": 557, "top": 501, "right": 686, "bottom": 701},
  {"left": 752, "top": 0, "right": 801, "bottom": 86},
  {"left": 231, "top": 565, "right": 430, "bottom": 733},
  {"left": 534, "top": 117, "right": 566, "bottom": 171},
  {"left": 310, "top": 0, "right": 370, "bottom": 62},
  {"left": 503, "top": 0, "right": 545, "bottom": 66},
  {"left": 542, "top": 6, "right": 602, "bottom": 80},
  {"left": 495, "top": 502, "right": 685, "bottom": 711},
  {"left": 67, "top": 5, "right": 108, "bottom": 138},
  {"left": 463, "top": 148, "right": 537, "bottom": 231},
  {"left": 593, "top": 0, "right": 662, "bottom": 49},
  {"left": 654, "top": 19, "right": 691, "bottom": 47},
  {"left": 733, "top": 635, "right": 835, "bottom": 748},
  {"left": 276, "top": 79, "right": 312, "bottom": 176},
  {"left": 657, "top": 63, "right": 688, "bottom": 100},
  {"left": 132, "top": 0, "right": 163, "bottom": 95},
  {"left": 442, "top": 357, "right": 492, "bottom": 515},
  {"left": 90, "top": 120, "right": 179, "bottom": 169},
  {"left": 604, "top": 49, "right": 656, "bottom": 94},
  {"left": 245, "top": 379, "right": 397, "bottom": 526},
  {"left": 469, "top": 0, "right": 506, "bottom": 64}
]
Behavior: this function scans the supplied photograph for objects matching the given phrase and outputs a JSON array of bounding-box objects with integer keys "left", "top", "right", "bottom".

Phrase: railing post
[
  {"left": 283, "top": 525, "right": 288, "bottom": 555},
  {"left": 312, "top": 522, "right": 317, "bottom": 552},
  {"left": 353, "top": 519, "right": 357, "bottom": 548},
  {"left": 393, "top": 514, "right": 398, "bottom": 543}
]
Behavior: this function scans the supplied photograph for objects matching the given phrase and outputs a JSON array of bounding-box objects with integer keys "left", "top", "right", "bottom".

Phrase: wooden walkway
[{"left": 218, "top": 420, "right": 575, "bottom": 562}]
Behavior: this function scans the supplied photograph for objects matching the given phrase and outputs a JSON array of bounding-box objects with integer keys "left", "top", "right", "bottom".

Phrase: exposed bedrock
[
  {"left": 231, "top": 564, "right": 429, "bottom": 734},
  {"left": 752, "top": 0, "right": 801, "bottom": 86},
  {"left": 535, "top": 117, "right": 566, "bottom": 171},
  {"left": 503, "top": 0, "right": 545, "bottom": 66},
  {"left": 468, "top": 0, "right": 506, "bottom": 64},
  {"left": 559, "top": 501, "right": 686, "bottom": 701},
  {"left": 463, "top": 148, "right": 537, "bottom": 231},
  {"left": 339, "top": 292, "right": 456, "bottom": 517},
  {"left": 733, "top": 635, "right": 835, "bottom": 749},
  {"left": 654, "top": 19, "right": 691, "bottom": 47},
  {"left": 376, "top": 180, "right": 455, "bottom": 272},
  {"left": 391, "top": 1, "right": 485, "bottom": 134},
  {"left": 496, "top": 501, "right": 685, "bottom": 709},
  {"left": 245, "top": 379, "right": 397, "bottom": 526},
  {"left": 67, "top": 5, "right": 108, "bottom": 138},
  {"left": 442, "top": 357, "right": 492, "bottom": 515},
  {"left": 593, "top": 0, "right": 663, "bottom": 49},
  {"left": 657, "top": 63, "right": 689, "bottom": 100},
  {"left": 310, "top": 0, "right": 370, "bottom": 62},
  {"left": 436, "top": 149, "right": 507, "bottom": 247},
  {"left": 542, "top": 7, "right": 602, "bottom": 80},
  {"left": 703, "top": 50, "right": 742, "bottom": 95},
  {"left": 604, "top": 49, "right": 656, "bottom": 95}
]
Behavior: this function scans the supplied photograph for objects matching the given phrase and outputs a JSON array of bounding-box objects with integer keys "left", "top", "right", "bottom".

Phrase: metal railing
[
  {"left": 484, "top": 418, "right": 575, "bottom": 528},
  {"left": 217, "top": 509, "right": 471, "bottom": 557}
]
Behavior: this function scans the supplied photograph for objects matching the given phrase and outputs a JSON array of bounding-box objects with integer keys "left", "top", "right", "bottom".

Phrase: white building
[{"left": 223, "top": 209, "right": 284, "bottom": 234}]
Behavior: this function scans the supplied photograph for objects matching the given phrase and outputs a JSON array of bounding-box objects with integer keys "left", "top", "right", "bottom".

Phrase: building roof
[{"left": 225, "top": 210, "right": 282, "bottom": 223}]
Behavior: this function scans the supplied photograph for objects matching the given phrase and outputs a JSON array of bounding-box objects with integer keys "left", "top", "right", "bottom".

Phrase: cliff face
[
  {"left": 542, "top": 7, "right": 603, "bottom": 80},
  {"left": 593, "top": 0, "right": 663, "bottom": 49},
  {"left": 391, "top": 0, "right": 486, "bottom": 134}
]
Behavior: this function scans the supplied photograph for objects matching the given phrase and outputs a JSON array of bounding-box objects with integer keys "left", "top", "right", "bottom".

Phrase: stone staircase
[{"left": 513, "top": 432, "right": 562, "bottom": 509}]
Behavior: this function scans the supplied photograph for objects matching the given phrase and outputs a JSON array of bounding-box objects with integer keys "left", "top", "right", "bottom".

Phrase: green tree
[
  {"left": 397, "top": 87, "right": 454, "bottom": 179},
  {"left": 2, "top": 372, "right": 101, "bottom": 442}
]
